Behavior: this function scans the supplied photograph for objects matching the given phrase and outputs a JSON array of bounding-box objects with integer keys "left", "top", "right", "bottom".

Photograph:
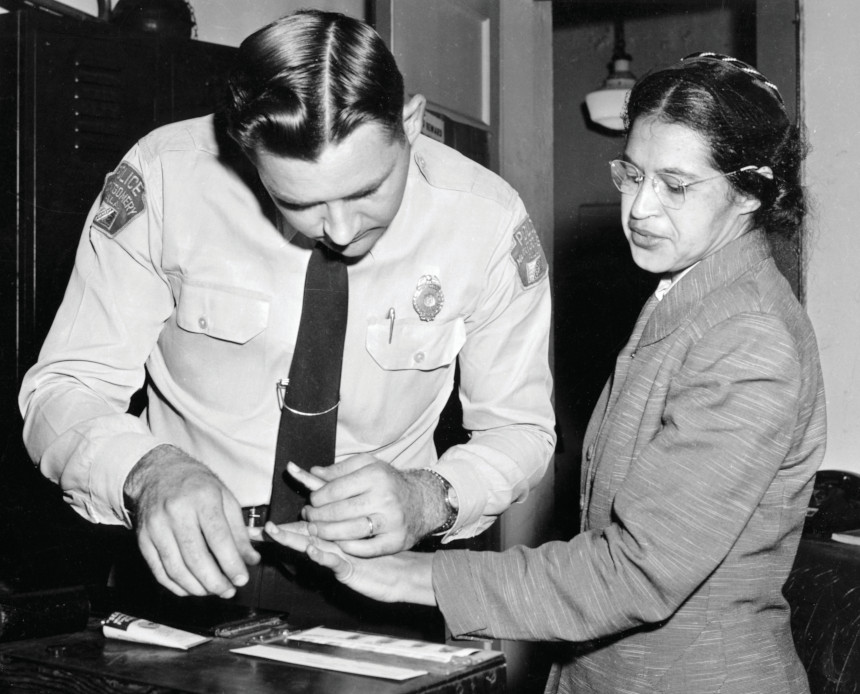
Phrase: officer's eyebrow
[{"left": 274, "top": 170, "right": 390, "bottom": 211}]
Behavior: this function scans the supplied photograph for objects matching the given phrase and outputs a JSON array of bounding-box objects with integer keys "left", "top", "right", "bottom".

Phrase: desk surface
[{"left": 0, "top": 623, "right": 505, "bottom": 694}]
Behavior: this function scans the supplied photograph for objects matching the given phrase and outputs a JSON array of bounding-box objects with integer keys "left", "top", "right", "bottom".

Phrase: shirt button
[
  {"left": 579, "top": 495, "right": 585, "bottom": 511},
  {"left": 585, "top": 444, "right": 594, "bottom": 461},
  {"left": 198, "top": 317, "right": 207, "bottom": 329},
  {"left": 416, "top": 154, "right": 426, "bottom": 167},
  {"left": 414, "top": 351, "right": 425, "bottom": 363}
]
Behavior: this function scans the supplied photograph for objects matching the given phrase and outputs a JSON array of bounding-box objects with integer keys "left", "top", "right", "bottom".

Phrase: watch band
[{"left": 423, "top": 468, "right": 458, "bottom": 534}]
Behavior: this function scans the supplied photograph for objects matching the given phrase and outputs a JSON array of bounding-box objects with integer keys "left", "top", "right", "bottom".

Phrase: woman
[{"left": 268, "top": 53, "right": 826, "bottom": 694}]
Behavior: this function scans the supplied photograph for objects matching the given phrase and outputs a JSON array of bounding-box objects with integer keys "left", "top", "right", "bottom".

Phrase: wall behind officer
[
  {"left": 269, "top": 52, "right": 826, "bottom": 693},
  {"left": 18, "top": 10, "right": 555, "bottom": 611}
]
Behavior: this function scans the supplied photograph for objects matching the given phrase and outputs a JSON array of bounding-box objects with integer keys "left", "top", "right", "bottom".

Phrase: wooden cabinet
[
  {"left": 0, "top": 10, "right": 235, "bottom": 425},
  {"left": 0, "top": 9, "right": 235, "bottom": 593}
]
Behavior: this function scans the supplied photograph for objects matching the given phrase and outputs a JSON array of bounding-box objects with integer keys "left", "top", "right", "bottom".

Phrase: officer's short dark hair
[{"left": 222, "top": 9, "right": 406, "bottom": 161}]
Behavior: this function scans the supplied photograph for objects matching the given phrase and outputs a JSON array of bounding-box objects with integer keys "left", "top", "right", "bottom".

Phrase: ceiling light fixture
[{"left": 585, "top": 18, "right": 636, "bottom": 132}]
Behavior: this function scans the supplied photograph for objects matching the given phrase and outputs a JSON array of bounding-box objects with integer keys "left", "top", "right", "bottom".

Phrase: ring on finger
[{"left": 365, "top": 515, "right": 375, "bottom": 539}]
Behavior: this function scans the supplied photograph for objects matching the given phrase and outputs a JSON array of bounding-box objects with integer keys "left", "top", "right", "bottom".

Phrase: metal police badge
[
  {"left": 510, "top": 216, "right": 547, "bottom": 288},
  {"left": 412, "top": 275, "right": 444, "bottom": 321},
  {"left": 92, "top": 161, "right": 146, "bottom": 237}
]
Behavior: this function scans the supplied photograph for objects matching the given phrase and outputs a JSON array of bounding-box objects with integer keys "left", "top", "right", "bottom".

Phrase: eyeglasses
[{"left": 609, "top": 159, "right": 758, "bottom": 210}]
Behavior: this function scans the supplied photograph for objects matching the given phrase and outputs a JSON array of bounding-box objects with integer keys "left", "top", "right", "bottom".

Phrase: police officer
[{"left": 19, "top": 10, "right": 554, "bottom": 623}]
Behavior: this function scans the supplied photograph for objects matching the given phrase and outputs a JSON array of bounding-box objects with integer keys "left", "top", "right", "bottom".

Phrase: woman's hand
[
  {"left": 284, "top": 456, "right": 442, "bottom": 556},
  {"left": 264, "top": 521, "right": 437, "bottom": 606}
]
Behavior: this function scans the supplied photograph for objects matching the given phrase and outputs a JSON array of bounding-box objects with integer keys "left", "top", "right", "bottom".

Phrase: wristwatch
[{"left": 424, "top": 468, "right": 458, "bottom": 534}]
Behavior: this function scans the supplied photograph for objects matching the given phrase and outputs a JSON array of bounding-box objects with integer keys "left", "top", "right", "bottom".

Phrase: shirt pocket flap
[
  {"left": 176, "top": 283, "right": 269, "bottom": 344},
  {"left": 366, "top": 316, "right": 466, "bottom": 371}
]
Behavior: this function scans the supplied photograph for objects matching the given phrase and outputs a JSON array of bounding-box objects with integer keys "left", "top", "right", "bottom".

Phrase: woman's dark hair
[
  {"left": 624, "top": 52, "right": 808, "bottom": 241},
  {"left": 221, "top": 10, "right": 405, "bottom": 161}
]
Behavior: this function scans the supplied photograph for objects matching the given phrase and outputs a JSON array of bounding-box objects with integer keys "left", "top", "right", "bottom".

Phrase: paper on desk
[
  {"left": 287, "top": 626, "right": 480, "bottom": 663},
  {"left": 231, "top": 644, "right": 427, "bottom": 681}
]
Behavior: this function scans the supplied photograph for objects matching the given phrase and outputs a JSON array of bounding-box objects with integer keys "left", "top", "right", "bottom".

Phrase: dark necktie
[{"left": 268, "top": 244, "right": 348, "bottom": 524}]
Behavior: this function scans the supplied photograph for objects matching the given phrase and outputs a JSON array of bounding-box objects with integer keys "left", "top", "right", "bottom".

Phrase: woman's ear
[
  {"left": 402, "top": 94, "right": 427, "bottom": 145},
  {"left": 738, "top": 166, "right": 774, "bottom": 215}
]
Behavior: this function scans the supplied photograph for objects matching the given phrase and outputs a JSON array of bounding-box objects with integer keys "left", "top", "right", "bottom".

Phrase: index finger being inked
[
  {"left": 264, "top": 521, "right": 312, "bottom": 553},
  {"left": 249, "top": 520, "right": 309, "bottom": 544}
]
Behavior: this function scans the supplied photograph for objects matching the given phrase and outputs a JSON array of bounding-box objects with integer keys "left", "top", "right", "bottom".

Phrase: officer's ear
[{"left": 402, "top": 94, "right": 426, "bottom": 146}]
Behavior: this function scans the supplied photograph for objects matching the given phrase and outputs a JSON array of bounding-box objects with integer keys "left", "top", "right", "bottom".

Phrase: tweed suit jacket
[{"left": 434, "top": 229, "right": 826, "bottom": 694}]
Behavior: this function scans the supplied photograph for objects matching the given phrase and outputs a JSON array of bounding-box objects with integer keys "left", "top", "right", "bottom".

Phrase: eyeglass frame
[{"left": 609, "top": 159, "right": 759, "bottom": 210}]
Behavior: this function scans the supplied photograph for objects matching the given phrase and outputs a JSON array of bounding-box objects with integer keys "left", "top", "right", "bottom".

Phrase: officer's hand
[
  {"left": 123, "top": 444, "right": 260, "bottom": 598},
  {"left": 263, "top": 522, "right": 436, "bottom": 606},
  {"left": 285, "top": 455, "right": 440, "bottom": 557}
]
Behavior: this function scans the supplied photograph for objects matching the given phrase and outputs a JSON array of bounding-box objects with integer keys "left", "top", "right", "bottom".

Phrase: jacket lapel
[
  {"left": 582, "top": 230, "right": 774, "bottom": 526},
  {"left": 639, "top": 229, "right": 773, "bottom": 349}
]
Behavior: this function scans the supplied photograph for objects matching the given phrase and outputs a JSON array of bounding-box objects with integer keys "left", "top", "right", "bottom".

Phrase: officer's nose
[{"left": 323, "top": 202, "right": 361, "bottom": 246}]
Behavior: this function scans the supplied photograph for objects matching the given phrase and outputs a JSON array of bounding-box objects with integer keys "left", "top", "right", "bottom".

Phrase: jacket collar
[{"left": 639, "top": 229, "right": 772, "bottom": 347}]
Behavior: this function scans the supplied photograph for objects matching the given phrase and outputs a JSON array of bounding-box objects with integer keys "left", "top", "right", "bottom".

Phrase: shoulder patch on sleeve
[
  {"left": 92, "top": 162, "right": 146, "bottom": 237},
  {"left": 510, "top": 216, "right": 548, "bottom": 288}
]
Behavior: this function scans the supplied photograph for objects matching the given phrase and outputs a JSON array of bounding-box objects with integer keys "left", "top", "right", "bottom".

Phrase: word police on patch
[
  {"left": 92, "top": 162, "right": 146, "bottom": 237},
  {"left": 510, "top": 216, "right": 547, "bottom": 288}
]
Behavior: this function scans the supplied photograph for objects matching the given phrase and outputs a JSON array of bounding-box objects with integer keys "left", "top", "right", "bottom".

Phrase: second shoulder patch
[{"left": 510, "top": 216, "right": 548, "bottom": 288}]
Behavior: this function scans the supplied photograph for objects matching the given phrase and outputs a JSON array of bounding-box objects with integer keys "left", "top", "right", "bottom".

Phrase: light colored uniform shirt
[{"left": 19, "top": 116, "right": 555, "bottom": 543}]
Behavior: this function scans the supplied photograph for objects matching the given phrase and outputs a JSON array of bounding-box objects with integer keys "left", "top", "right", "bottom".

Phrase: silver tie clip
[{"left": 276, "top": 378, "right": 289, "bottom": 410}]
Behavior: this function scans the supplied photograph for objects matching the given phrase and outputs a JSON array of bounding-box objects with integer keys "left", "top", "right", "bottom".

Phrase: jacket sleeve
[
  {"left": 434, "top": 313, "right": 806, "bottom": 640},
  {"left": 435, "top": 207, "right": 556, "bottom": 542},
  {"left": 18, "top": 143, "right": 174, "bottom": 526}
]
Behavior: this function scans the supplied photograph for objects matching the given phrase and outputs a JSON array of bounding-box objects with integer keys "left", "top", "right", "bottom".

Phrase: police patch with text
[
  {"left": 92, "top": 162, "right": 146, "bottom": 237},
  {"left": 510, "top": 216, "right": 547, "bottom": 288}
]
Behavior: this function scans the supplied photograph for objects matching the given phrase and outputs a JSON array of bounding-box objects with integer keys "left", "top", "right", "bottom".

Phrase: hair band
[{"left": 681, "top": 51, "right": 785, "bottom": 107}]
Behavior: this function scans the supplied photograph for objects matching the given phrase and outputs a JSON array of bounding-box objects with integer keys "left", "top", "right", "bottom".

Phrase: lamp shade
[
  {"left": 585, "top": 57, "right": 636, "bottom": 131},
  {"left": 111, "top": 0, "right": 195, "bottom": 38}
]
